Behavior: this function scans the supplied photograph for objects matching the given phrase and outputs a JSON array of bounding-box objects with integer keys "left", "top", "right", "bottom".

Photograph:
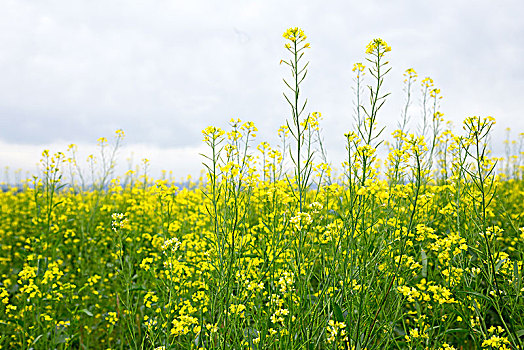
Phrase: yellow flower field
[{"left": 0, "top": 28, "right": 523, "bottom": 349}]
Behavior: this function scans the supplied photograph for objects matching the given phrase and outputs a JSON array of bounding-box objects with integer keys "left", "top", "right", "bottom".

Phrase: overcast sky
[{"left": 1, "top": 0, "right": 523, "bottom": 180}]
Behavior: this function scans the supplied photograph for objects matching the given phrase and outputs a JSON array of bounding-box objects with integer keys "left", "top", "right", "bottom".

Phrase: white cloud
[
  {"left": 0, "top": 139, "right": 207, "bottom": 183},
  {"left": 1, "top": 0, "right": 522, "bottom": 179}
]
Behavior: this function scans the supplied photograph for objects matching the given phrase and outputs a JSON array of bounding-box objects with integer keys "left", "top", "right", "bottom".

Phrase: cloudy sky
[{"left": 1, "top": 0, "right": 523, "bottom": 180}]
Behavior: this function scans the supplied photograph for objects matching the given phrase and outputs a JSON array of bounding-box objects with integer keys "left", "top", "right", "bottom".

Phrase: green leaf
[
  {"left": 421, "top": 248, "right": 428, "bottom": 278},
  {"left": 80, "top": 308, "right": 93, "bottom": 317},
  {"left": 32, "top": 334, "right": 44, "bottom": 345},
  {"left": 456, "top": 290, "right": 492, "bottom": 303},
  {"left": 333, "top": 302, "right": 344, "bottom": 322},
  {"left": 443, "top": 328, "right": 469, "bottom": 335},
  {"left": 55, "top": 332, "right": 69, "bottom": 344},
  {"left": 495, "top": 258, "right": 509, "bottom": 272},
  {"left": 514, "top": 261, "right": 521, "bottom": 290}
]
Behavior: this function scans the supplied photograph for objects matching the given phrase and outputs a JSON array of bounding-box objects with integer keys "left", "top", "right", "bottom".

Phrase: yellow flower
[
  {"left": 422, "top": 77, "right": 434, "bottom": 88},
  {"left": 365, "top": 38, "right": 391, "bottom": 54},
  {"left": 283, "top": 27, "right": 307, "bottom": 42},
  {"left": 202, "top": 126, "right": 225, "bottom": 142},
  {"left": 106, "top": 311, "right": 118, "bottom": 325},
  {"left": 404, "top": 68, "right": 417, "bottom": 78},
  {"left": 283, "top": 27, "right": 310, "bottom": 49},
  {"left": 352, "top": 62, "right": 366, "bottom": 73},
  {"left": 140, "top": 257, "right": 154, "bottom": 271}
]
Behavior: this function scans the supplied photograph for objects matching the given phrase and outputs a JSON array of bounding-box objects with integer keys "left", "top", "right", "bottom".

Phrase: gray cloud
[{"left": 0, "top": 0, "right": 523, "bottom": 174}]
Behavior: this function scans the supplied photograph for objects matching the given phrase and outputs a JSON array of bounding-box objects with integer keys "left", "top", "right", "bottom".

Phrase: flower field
[{"left": 1, "top": 28, "right": 523, "bottom": 349}]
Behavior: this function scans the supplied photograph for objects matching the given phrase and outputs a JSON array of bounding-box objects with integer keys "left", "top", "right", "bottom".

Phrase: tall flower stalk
[{"left": 281, "top": 27, "right": 313, "bottom": 212}]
